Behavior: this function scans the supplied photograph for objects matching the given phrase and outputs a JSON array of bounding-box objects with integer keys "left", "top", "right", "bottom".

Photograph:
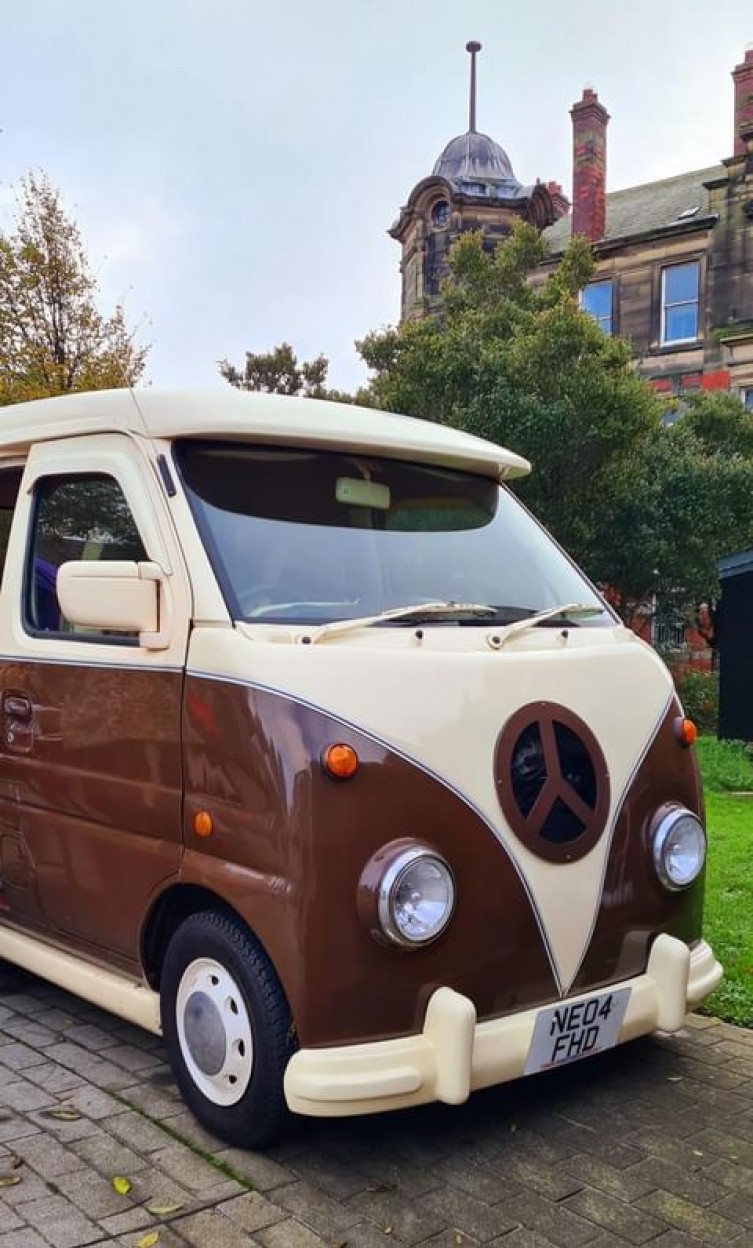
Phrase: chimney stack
[
  {"left": 732, "top": 46, "right": 753, "bottom": 157},
  {"left": 570, "top": 87, "right": 610, "bottom": 242}
]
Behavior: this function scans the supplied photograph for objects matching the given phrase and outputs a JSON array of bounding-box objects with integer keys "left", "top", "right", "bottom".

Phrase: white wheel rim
[{"left": 175, "top": 957, "right": 254, "bottom": 1106}]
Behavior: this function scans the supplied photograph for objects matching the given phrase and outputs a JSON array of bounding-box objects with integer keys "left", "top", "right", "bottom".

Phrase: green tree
[
  {"left": 219, "top": 340, "right": 367, "bottom": 405},
  {"left": 0, "top": 173, "right": 148, "bottom": 405},
  {"left": 220, "top": 340, "right": 330, "bottom": 397},
  {"left": 358, "top": 224, "right": 661, "bottom": 583}
]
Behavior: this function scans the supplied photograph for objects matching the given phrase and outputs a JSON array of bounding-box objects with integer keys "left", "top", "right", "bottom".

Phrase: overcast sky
[{"left": 1, "top": 0, "right": 751, "bottom": 393}]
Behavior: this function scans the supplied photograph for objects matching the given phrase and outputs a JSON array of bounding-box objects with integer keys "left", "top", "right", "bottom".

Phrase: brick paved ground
[{"left": 1, "top": 966, "right": 752, "bottom": 1247}]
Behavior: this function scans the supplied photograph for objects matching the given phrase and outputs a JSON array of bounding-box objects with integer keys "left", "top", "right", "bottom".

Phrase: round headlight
[
  {"left": 652, "top": 807, "right": 706, "bottom": 891},
  {"left": 378, "top": 847, "right": 455, "bottom": 946}
]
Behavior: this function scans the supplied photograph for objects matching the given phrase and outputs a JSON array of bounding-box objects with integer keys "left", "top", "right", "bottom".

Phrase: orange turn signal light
[
  {"left": 193, "top": 810, "right": 214, "bottom": 838},
  {"left": 323, "top": 743, "right": 359, "bottom": 780},
  {"left": 674, "top": 717, "right": 698, "bottom": 748}
]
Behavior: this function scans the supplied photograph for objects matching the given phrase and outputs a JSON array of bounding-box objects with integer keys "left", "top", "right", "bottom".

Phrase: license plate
[{"left": 524, "top": 987, "right": 631, "bottom": 1075}]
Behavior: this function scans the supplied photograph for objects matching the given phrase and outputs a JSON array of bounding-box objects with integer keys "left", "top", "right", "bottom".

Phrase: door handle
[{"left": 2, "top": 693, "right": 32, "bottom": 721}]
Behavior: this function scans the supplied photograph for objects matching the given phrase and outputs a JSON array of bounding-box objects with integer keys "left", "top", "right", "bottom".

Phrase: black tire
[{"left": 161, "top": 909, "right": 295, "bottom": 1148}]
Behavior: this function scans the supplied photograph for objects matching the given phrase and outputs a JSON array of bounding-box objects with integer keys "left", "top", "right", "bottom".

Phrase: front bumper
[{"left": 284, "top": 935, "right": 722, "bottom": 1118}]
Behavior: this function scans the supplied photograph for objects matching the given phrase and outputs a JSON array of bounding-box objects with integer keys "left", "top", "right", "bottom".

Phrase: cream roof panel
[{"left": 0, "top": 388, "right": 531, "bottom": 481}]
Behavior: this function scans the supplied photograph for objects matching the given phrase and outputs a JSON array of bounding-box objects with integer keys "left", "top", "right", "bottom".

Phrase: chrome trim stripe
[{"left": 0, "top": 651, "right": 182, "bottom": 675}]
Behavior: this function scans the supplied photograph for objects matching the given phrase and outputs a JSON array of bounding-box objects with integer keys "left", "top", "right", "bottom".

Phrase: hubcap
[{"left": 175, "top": 957, "right": 253, "bottom": 1106}]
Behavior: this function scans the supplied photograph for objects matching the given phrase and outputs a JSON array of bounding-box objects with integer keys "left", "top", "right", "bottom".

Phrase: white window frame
[
  {"left": 660, "top": 261, "right": 700, "bottom": 347},
  {"left": 579, "top": 279, "right": 613, "bottom": 335}
]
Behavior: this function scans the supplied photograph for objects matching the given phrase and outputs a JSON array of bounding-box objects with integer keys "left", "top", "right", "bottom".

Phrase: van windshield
[{"left": 174, "top": 441, "right": 611, "bottom": 628}]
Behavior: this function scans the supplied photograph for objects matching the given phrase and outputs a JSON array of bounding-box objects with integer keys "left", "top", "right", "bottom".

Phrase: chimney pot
[
  {"left": 732, "top": 45, "right": 753, "bottom": 157},
  {"left": 570, "top": 86, "right": 610, "bottom": 242}
]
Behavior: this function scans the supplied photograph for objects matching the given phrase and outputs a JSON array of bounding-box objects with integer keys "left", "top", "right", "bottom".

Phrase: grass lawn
[{"left": 695, "top": 738, "right": 753, "bottom": 1028}]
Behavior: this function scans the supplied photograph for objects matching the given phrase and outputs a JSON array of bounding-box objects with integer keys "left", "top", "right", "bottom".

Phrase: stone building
[
  {"left": 388, "top": 42, "right": 569, "bottom": 323},
  {"left": 391, "top": 44, "right": 753, "bottom": 410},
  {"left": 542, "top": 46, "right": 753, "bottom": 409}
]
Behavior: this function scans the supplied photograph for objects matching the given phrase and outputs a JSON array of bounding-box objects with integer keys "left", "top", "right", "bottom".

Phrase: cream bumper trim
[{"left": 284, "top": 935, "right": 722, "bottom": 1118}]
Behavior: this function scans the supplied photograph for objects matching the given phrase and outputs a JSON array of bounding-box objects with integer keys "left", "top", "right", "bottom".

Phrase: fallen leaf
[
  {"left": 112, "top": 1175, "right": 133, "bottom": 1196},
  {"left": 146, "top": 1201, "right": 184, "bottom": 1216},
  {"left": 692, "top": 1149, "right": 704, "bottom": 1156},
  {"left": 135, "top": 1233, "right": 160, "bottom": 1248},
  {"left": 384, "top": 1227, "right": 393, "bottom": 1236},
  {"left": 667, "top": 1075, "right": 683, "bottom": 1082},
  {"left": 46, "top": 1108, "right": 82, "bottom": 1121},
  {"left": 0, "top": 1173, "right": 22, "bottom": 1188}
]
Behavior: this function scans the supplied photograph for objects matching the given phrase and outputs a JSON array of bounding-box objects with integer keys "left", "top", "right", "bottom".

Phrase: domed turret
[
  {"left": 433, "top": 131, "right": 515, "bottom": 183},
  {"left": 389, "top": 41, "right": 567, "bottom": 321}
]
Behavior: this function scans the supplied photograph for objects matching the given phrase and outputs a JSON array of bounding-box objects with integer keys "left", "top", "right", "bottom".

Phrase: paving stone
[
  {"left": 277, "top": 1179, "right": 363, "bottom": 1237},
  {"left": 432, "top": 1154, "right": 522, "bottom": 1204},
  {"left": 17, "top": 1192, "right": 103, "bottom": 1247},
  {"left": 71, "top": 1126, "right": 151, "bottom": 1175},
  {"left": 150, "top": 1141, "right": 245, "bottom": 1195},
  {"left": 711, "top": 1190, "right": 753, "bottom": 1229},
  {"left": 1, "top": 1018, "right": 60, "bottom": 1047},
  {"left": 21, "top": 1061, "right": 87, "bottom": 1095},
  {"left": 119, "top": 1080, "right": 183, "bottom": 1119},
  {"left": 99, "top": 1108, "right": 175, "bottom": 1153},
  {"left": 0, "top": 1042, "right": 50, "bottom": 1071},
  {"left": 630, "top": 1153, "right": 727, "bottom": 1205},
  {"left": 0, "top": 1207, "right": 22, "bottom": 1236},
  {"left": 256, "top": 1218, "right": 332, "bottom": 1248},
  {"left": 0, "top": 1230, "right": 51, "bottom": 1248},
  {"left": 563, "top": 1188, "right": 664, "bottom": 1244},
  {"left": 41, "top": 1041, "right": 135, "bottom": 1090},
  {"left": 501, "top": 1192, "right": 600, "bottom": 1247},
  {"left": 0, "top": 1078, "right": 55, "bottom": 1113},
  {"left": 58, "top": 1083, "right": 130, "bottom": 1120},
  {"left": 218, "top": 1190, "right": 289, "bottom": 1232},
  {"left": 281, "top": 1147, "right": 372, "bottom": 1198},
  {"left": 334, "top": 1223, "right": 410, "bottom": 1248},
  {"left": 0, "top": 1114, "right": 41, "bottom": 1143},
  {"left": 686, "top": 1126, "right": 753, "bottom": 1168},
  {"left": 61, "top": 1022, "right": 121, "bottom": 1051},
  {"left": 635, "top": 1189, "right": 742, "bottom": 1245},
  {"left": 211, "top": 1145, "right": 298, "bottom": 1192},
  {"left": 420, "top": 1187, "right": 520, "bottom": 1242},
  {"left": 14, "top": 1132, "right": 88, "bottom": 1178},
  {"left": 349, "top": 1186, "right": 449, "bottom": 1244},
  {"left": 495, "top": 1154, "right": 583, "bottom": 1202},
  {"left": 704, "top": 1156, "right": 753, "bottom": 1193},
  {"left": 560, "top": 1153, "right": 657, "bottom": 1203}
]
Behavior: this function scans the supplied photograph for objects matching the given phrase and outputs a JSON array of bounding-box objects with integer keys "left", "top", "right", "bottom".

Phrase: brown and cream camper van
[{"left": 0, "top": 388, "right": 722, "bottom": 1146}]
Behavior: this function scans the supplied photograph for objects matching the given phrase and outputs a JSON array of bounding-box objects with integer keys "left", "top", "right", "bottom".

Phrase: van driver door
[{"left": 0, "top": 433, "right": 191, "bottom": 966}]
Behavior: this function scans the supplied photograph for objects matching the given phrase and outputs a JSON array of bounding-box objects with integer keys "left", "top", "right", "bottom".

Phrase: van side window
[{"left": 25, "top": 474, "right": 147, "bottom": 639}]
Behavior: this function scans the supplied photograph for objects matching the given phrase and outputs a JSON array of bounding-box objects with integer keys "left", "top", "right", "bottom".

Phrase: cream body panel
[
  {"left": 189, "top": 623, "right": 674, "bottom": 994},
  {"left": 0, "top": 389, "right": 530, "bottom": 482}
]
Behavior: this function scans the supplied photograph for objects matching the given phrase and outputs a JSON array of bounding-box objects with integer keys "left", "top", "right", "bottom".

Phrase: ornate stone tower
[{"left": 389, "top": 42, "right": 569, "bottom": 321}]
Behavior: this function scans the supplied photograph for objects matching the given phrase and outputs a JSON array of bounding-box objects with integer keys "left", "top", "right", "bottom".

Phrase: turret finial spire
[{"left": 466, "top": 41, "right": 482, "bottom": 133}]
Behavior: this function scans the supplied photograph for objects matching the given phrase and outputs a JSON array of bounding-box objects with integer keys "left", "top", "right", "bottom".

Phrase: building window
[
  {"left": 743, "top": 387, "right": 753, "bottom": 410},
  {"left": 580, "top": 280, "right": 613, "bottom": 334},
  {"left": 661, "top": 261, "right": 700, "bottom": 345}
]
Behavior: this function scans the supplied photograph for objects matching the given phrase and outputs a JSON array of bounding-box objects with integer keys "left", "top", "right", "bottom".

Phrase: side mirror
[{"left": 56, "top": 560, "right": 171, "bottom": 650}]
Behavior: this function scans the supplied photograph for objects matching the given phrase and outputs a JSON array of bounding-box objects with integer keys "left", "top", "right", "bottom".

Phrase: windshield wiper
[
  {"left": 302, "top": 601, "right": 497, "bottom": 644},
  {"left": 488, "top": 603, "right": 605, "bottom": 649}
]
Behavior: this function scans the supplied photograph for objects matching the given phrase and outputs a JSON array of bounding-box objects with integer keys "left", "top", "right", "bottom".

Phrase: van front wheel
[{"left": 161, "top": 911, "right": 293, "bottom": 1148}]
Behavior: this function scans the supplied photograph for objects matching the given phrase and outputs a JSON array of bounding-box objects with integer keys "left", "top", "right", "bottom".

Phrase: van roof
[{"left": 0, "top": 388, "right": 530, "bottom": 482}]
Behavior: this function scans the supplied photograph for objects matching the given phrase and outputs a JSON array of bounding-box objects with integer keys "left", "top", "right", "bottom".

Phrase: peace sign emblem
[{"left": 495, "top": 703, "right": 610, "bottom": 863}]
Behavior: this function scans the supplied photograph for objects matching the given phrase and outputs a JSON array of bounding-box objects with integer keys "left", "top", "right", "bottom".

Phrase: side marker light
[{"left": 323, "top": 743, "right": 359, "bottom": 780}]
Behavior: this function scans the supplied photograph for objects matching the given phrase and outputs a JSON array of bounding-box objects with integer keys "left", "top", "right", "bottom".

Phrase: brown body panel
[
  {"left": 0, "top": 659, "right": 183, "bottom": 959},
  {"left": 181, "top": 677, "right": 559, "bottom": 1047},
  {"left": 573, "top": 700, "right": 705, "bottom": 991},
  {"left": 181, "top": 678, "right": 706, "bottom": 1049}
]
